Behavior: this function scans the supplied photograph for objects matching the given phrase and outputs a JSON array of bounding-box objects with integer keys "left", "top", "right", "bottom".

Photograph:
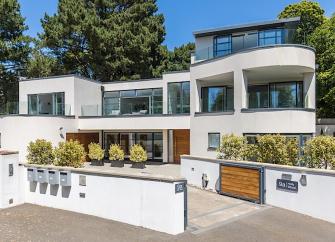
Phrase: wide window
[
  {"left": 103, "top": 88, "right": 163, "bottom": 116},
  {"left": 248, "top": 85, "right": 269, "bottom": 108},
  {"left": 248, "top": 82, "right": 303, "bottom": 109},
  {"left": 270, "top": 82, "right": 303, "bottom": 108},
  {"left": 258, "top": 29, "right": 283, "bottom": 46},
  {"left": 214, "top": 35, "right": 232, "bottom": 57},
  {"left": 202, "top": 86, "right": 233, "bottom": 112},
  {"left": 28, "top": 92, "right": 65, "bottom": 115},
  {"left": 208, "top": 133, "right": 220, "bottom": 150},
  {"left": 168, "top": 82, "right": 190, "bottom": 114}
]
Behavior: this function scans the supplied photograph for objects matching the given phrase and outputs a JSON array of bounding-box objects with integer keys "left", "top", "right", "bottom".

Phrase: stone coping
[
  {"left": 0, "top": 150, "right": 19, "bottom": 155},
  {"left": 21, "top": 163, "right": 186, "bottom": 183},
  {"left": 181, "top": 155, "right": 335, "bottom": 177}
]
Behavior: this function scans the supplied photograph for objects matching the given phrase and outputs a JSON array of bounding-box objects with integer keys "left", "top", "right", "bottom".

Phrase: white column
[
  {"left": 162, "top": 129, "right": 169, "bottom": 163},
  {"left": 163, "top": 80, "right": 168, "bottom": 114},
  {"left": 233, "top": 70, "right": 248, "bottom": 110},
  {"left": 304, "top": 72, "right": 315, "bottom": 109}
]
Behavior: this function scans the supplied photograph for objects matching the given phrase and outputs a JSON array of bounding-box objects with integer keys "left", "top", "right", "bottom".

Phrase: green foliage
[
  {"left": 0, "top": 0, "right": 30, "bottom": 106},
  {"left": 54, "top": 140, "right": 86, "bottom": 168},
  {"left": 88, "top": 142, "right": 104, "bottom": 161},
  {"left": 129, "top": 144, "right": 147, "bottom": 163},
  {"left": 26, "top": 139, "right": 54, "bottom": 165},
  {"left": 40, "top": 0, "right": 165, "bottom": 81},
  {"left": 309, "top": 15, "right": 335, "bottom": 117},
  {"left": 217, "top": 134, "right": 247, "bottom": 160},
  {"left": 278, "top": 0, "right": 325, "bottom": 44},
  {"left": 286, "top": 138, "right": 300, "bottom": 165},
  {"left": 303, "top": 135, "right": 335, "bottom": 169},
  {"left": 257, "top": 135, "right": 296, "bottom": 165},
  {"left": 108, "top": 144, "right": 124, "bottom": 161}
]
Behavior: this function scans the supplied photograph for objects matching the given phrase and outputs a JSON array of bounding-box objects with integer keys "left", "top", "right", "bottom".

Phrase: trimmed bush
[
  {"left": 108, "top": 144, "right": 125, "bottom": 161},
  {"left": 217, "top": 134, "right": 247, "bottom": 160},
  {"left": 129, "top": 144, "right": 147, "bottom": 163},
  {"left": 54, "top": 140, "right": 86, "bottom": 168},
  {"left": 303, "top": 135, "right": 335, "bottom": 169},
  {"left": 26, "top": 139, "right": 54, "bottom": 165},
  {"left": 257, "top": 134, "right": 291, "bottom": 165},
  {"left": 88, "top": 143, "right": 104, "bottom": 161},
  {"left": 286, "top": 138, "right": 300, "bottom": 166}
]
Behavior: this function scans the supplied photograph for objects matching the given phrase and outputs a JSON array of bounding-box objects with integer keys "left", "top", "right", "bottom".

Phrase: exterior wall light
[{"left": 59, "top": 127, "right": 64, "bottom": 139}]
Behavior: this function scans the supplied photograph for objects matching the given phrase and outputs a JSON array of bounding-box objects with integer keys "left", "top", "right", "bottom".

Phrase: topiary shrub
[
  {"left": 129, "top": 144, "right": 147, "bottom": 163},
  {"left": 54, "top": 140, "right": 86, "bottom": 168},
  {"left": 286, "top": 138, "right": 300, "bottom": 166},
  {"left": 303, "top": 135, "right": 335, "bottom": 169},
  {"left": 217, "top": 134, "right": 247, "bottom": 160},
  {"left": 26, "top": 139, "right": 54, "bottom": 165},
  {"left": 257, "top": 134, "right": 290, "bottom": 165},
  {"left": 109, "top": 144, "right": 125, "bottom": 161},
  {"left": 88, "top": 143, "right": 104, "bottom": 161}
]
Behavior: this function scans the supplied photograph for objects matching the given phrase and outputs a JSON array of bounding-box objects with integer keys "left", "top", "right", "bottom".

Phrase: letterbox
[
  {"left": 37, "top": 169, "right": 48, "bottom": 183},
  {"left": 60, "top": 171, "right": 71, "bottom": 186},
  {"left": 27, "top": 168, "right": 37, "bottom": 182},
  {"left": 48, "top": 170, "right": 59, "bottom": 185}
]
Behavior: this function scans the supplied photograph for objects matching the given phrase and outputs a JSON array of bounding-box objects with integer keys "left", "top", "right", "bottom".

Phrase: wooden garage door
[
  {"left": 220, "top": 164, "right": 264, "bottom": 203},
  {"left": 173, "top": 129, "right": 190, "bottom": 164},
  {"left": 66, "top": 132, "right": 99, "bottom": 154}
]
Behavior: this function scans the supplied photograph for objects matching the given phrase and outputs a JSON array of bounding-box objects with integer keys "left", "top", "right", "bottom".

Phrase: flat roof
[{"left": 193, "top": 17, "right": 300, "bottom": 37}]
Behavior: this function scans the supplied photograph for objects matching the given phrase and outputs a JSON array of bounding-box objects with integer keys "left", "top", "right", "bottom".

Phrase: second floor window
[
  {"left": 28, "top": 92, "right": 65, "bottom": 115},
  {"left": 201, "top": 86, "right": 234, "bottom": 112},
  {"left": 258, "top": 29, "right": 283, "bottom": 46},
  {"left": 168, "top": 82, "right": 190, "bottom": 114},
  {"left": 248, "top": 81, "right": 303, "bottom": 109},
  {"left": 214, "top": 35, "right": 232, "bottom": 57}
]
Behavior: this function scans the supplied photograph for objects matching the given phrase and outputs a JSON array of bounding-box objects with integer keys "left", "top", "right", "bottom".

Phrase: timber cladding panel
[
  {"left": 220, "top": 164, "right": 263, "bottom": 203},
  {"left": 173, "top": 129, "right": 190, "bottom": 164},
  {"left": 66, "top": 132, "right": 100, "bottom": 154}
]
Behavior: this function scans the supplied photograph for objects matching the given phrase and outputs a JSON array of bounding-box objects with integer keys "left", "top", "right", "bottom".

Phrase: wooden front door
[
  {"left": 66, "top": 132, "right": 100, "bottom": 154},
  {"left": 220, "top": 164, "right": 264, "bottom": 203},
  {"left": 173, "top": 129, "right": 190, "bottom": 164}
]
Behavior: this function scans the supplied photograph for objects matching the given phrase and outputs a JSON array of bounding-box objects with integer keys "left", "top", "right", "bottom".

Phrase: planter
[
  {"left": 91, "top": 159, "right": 104, "bottom": 166},
  {"left": 111, "top": 160, "right": 124, "bottom": 167},
  {"left": 131, "top": 162, "right": 146, "bottom": 169}
]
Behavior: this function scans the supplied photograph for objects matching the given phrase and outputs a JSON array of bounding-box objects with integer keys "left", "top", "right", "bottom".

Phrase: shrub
[
  {"left": 303, "top": 136, "right": 335, "bottom": 169},
  {"left": 26, "top": 139, "right": 54, "bottom": 165},
  {"left": 129, "top": 144, "right": 147, "bottom": 163},
  {"left": 217, "top": 134, "right": 247, "bottom": 160},
  {"left": 88, "top": 143, "right": 104, "bottom": 161},
  {"left": 257, "top": 134, "right": 290, "bottom": 165},
  {"left": 286, "top": 138, "right": 300, "bottom": 166},
  {"left": 108, "top": 144, "right": 125, "bottom": 161},
  {"left": 54, "top": 140, "right": 86, "bottom": 168}
]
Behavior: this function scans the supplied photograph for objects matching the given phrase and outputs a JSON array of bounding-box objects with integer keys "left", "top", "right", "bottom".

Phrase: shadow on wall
[
  {"left": 62, "top": 186, "right": 71, "bottom": 198},
  {"left": 29, "top": 181, "right": 37, "bottom": 192},
  {"left": 50, "top": 185, "right": 59, "bottom": 196}
]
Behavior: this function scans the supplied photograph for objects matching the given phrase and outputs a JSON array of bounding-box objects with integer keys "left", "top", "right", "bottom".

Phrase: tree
[
  {"left": 309, "top": 15, "right": 335, "bottom": 117},
  {"left": 278, "top": 0, "right": 325, "bottom": 44},
  {"left": 41, "top": 0, "right": 165, "bottom": 82},
  {"left": 154, "top": 43, "right": 195, "bottom": 76},
  {"left": 0, "top": 0, "right": 30, "bottom": 107},
  {"left": 303, "top": 135, "right": 335, "bottom": 169}
]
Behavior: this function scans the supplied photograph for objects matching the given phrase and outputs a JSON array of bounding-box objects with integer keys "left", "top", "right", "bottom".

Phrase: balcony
[{"left": 194, "top": 28, "right": 299, "bottom": 62}]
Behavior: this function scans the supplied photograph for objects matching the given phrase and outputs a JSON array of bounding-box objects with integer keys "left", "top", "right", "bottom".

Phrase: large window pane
[
  {"left": 202, "top": 87, "right": 225, "bottom": 112},
  {"left": 168, "top": 82, "right": 190, "bottom": 114},
  {"left": 245, "top": 32, "right": 258, "bottom": 48},
  {"left": 182, "top": 82, "right": 190, "bottom": 113},
  {"left": 232, "top": 35, "right": 245, "bottom": 52},
  {"left": 259, "top": 29, "right": 283, "bottom": 46},
  {"left": 270, "top": 82, "right": 303, "bottom": 108},
  {"left": 248, "top": 85, "right": 269, "bottom": 108},
  {"left": 208, "top": 133, "right": 220, "bottom": 149},
  {"left": 214, "top": 35, "right": 232, "bottom": 57},
  {"left": 54, "top": 92, "right": 65, "bottom": 115},
  {"left": 28, "top": 95, "right": 38, "bottom": 115},
  {"left": 136, "top": 133, "right": 153, "bottom": 159},
  {"left": 153, "top": 133, "right": 163, "bottom": 160},
  {"left": 152, "top": 88, "right": 163, "bottom": 114}
]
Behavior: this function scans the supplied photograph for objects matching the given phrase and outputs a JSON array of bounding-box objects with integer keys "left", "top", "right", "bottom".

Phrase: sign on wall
[
  {"left": 175, "top": 183, "right": 185, "bottom": 193},
  {"left": 276, "top": 179, "right": 298, "bottom": 192}
]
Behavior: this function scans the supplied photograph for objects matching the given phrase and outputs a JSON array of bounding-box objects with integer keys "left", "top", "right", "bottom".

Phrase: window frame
[
  {"left": 201, "top": 86, "right": 233, "bottom": 113},
  {"left": 208, "top": 132, "right": 221, "bottom": 150},
  {"left": 28, "top": 92, "right": 65, "bottom": 116},
  {"left": 167, "top": 81, "right": 190, "bottom": 114},
  {"left": 213, "top": 35, "right": 232, "bottom": 57}
]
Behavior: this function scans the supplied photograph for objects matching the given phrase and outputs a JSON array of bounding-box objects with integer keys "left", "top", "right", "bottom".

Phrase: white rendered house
[{"left": 0, "top": 17, "right": 316, "bottom": 162}]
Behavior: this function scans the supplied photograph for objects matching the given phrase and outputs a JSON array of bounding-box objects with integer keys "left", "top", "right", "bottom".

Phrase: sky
[{"left": 19, "top": 0, "right": 335, "bottom": 50}]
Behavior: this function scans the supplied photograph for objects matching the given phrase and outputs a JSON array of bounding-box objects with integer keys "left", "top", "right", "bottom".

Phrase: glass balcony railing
[
  {"left": 195, "top": 28, "right": 299, "bottom": 62},
  {"left": 0, "top": 102, "right": 72, "bottom": 116}
]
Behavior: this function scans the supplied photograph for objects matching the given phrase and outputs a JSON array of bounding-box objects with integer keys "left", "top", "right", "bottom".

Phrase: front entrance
[
  {"left": 173, "top": 129, "right": 190, "bottom": 164},
  {"left": 66, "top": 132, "right": 100, "bottom": 155}
]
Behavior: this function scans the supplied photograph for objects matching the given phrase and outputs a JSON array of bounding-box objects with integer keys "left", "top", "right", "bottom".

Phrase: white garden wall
[
  {"left": 181, "top": 155, "right": 335, "bottom": 224},
  {"left": 21, "top": 165, "right": 186, "bottom": 235}
]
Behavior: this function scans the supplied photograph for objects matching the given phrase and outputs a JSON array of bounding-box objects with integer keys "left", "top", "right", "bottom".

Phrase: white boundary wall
[
  {"left": 181, "top": 155, "right": 335, "bottom": 224},
  {"left": 20, "top": 166, "right": 186, "bottom": 235}
]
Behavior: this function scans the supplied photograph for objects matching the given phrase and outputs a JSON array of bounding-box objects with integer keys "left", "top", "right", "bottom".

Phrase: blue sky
[{"left": 19, "top": 0, "right": 335, "bottom": 50}]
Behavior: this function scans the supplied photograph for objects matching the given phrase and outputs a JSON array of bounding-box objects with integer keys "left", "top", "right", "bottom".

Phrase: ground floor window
[
  {"left": 103, "top": 132, "right": 163, "bottom": 161},
  {"left": 208, "top": 133, "right": 220, "bottom": 150}
]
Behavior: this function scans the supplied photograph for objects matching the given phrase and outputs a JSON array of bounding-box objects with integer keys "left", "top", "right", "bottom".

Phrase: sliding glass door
[{"left": 28, "top": 92, "right": 65, "bottom": 115}]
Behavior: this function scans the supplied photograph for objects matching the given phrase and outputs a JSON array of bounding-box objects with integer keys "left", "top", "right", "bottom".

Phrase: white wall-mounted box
[
  {"left": 37, "top": 169, "right": 48, "bottom": 183},
  {"left": 48, "top": 170, "right": 59, "bottom": 185},
  {"left": 27, "top": 168, "right": 37, "bottom": 182},
  {"left": 60, "top": 171, "right": 71, "bottom": 186}
]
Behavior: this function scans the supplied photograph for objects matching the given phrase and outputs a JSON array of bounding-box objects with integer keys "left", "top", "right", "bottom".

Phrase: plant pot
[
  {"left": 91, "top": 159, "right": 104, "bottom": 166},
  {"left": 131, "top": 162, "right": 146, "bottom": 169},
  {"left": 111, "top": 160, "right": 124, "bottom": 167}
]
